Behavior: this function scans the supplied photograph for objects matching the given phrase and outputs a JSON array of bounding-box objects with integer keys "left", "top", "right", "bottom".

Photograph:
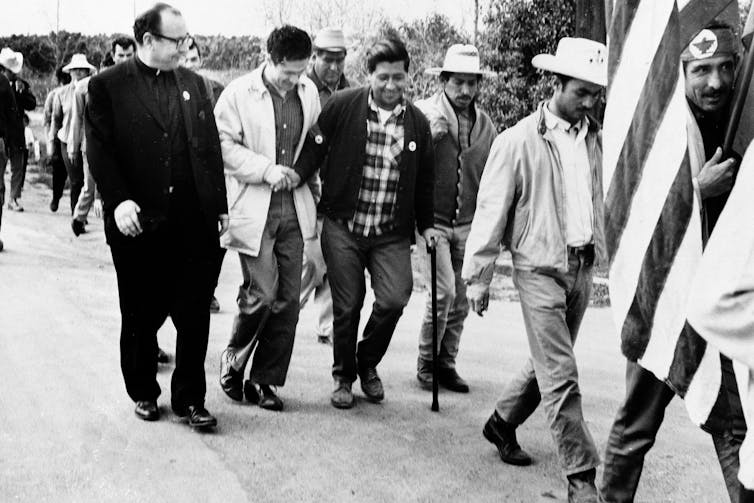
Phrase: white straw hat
[
  {"left": 531, "top": 37, "right": 607, "bottom": 87},
  {"left": 313, "top": 27, "right": 347, "bottom": 52},
  {"left": 0, "top": 48, "right": 23, "bottom": 74},
  {"left": 62, "top": 53, "right": 96, "bottom": 73},
  {"left": 425, "top": 44, "right": 496, "bottom": 77}
]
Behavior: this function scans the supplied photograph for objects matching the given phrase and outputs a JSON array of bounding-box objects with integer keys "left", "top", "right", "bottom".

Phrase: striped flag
[{"left": 603, "top": 0, "right": 736, "bottom": 425}]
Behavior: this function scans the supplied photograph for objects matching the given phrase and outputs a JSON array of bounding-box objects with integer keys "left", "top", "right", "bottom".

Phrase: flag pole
[{"left": 723, "top": 38, "right": 754, "bottom": 154}]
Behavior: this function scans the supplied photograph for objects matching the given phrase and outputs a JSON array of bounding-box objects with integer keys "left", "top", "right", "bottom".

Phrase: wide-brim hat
[
  {"left": 425, "top": 44, "right": 496, "bottom": 77},
  {"left": 313, "top": 27, "right": 347, "bottom": 52},
  {"left": 531, "top": 37, "right": 607, "bottom": 87},
  {"left": 0, "top": 48, "right": 23, "bottom": 74},
  {"left": 63, "top": 53, "right": 96, "bottom": 73}
]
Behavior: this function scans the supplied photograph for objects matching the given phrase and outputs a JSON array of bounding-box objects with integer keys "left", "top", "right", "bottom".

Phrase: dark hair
[
  {"left": 101, "top": 52, "right": 115, "bottom": 68},
  {"left": 366, "top": 38, "right": 409, "bottom": 73},
  {"left": 266, "top": 25, "right": 312, "bottom": 64},
  {"left": 554, "top": 73, "right": 572, "bottom": 88},
  {"left": 188, "top": 38, "right": 202, "bottom": 58},
  {"left": 133, "top": 3, "right": 181, "bottom": 45},
  {"left": 111, "top": 36, "right": 136, "bottom": 53},
  {"left": 439, "top": 71, "right": 482, "bottom": 83},
  {"left": 55, "top": 65, "right": 71, "bottom": 85}
]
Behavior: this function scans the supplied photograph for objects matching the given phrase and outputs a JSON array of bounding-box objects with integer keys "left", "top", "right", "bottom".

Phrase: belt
[{"left": 567, "top": 243, "right": 594, "bottom": 257}]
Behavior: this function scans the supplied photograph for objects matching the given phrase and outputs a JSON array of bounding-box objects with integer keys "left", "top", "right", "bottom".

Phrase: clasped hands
[{"left": 267, "top": 165, "right": 301, "bottom": 192}]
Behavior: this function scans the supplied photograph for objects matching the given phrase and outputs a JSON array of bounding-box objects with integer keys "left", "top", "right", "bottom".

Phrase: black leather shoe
[
  {"left": 416, "top": 370, "right": 433, "bottom": 390},
  {"left": 256, "top": 383, "right": 284, "bottom": 411},
  {"left": 186, "top": 405, "right": 217, "bottom": 429},
  {"left": 567, "top": 469, "right": 598, "bottom": 503},
  {"left": 50, "top": 198, "right": 59, "bottom": 212},
  {"left": 219, "top": 348, "right": 244, "bottom": 402},
  {"left": 331, "top": 380, "right": 355, "bottom": 409},
  {"left": 157, "top": 347, "right": 170, "bottom": 364},
  {"left": 358, "top": 366, "right": 384, "bottom": 402},
  {"left": 134, "top": 400, "right": 159, "bottom": 421},
  {"left": 71, "top": 219, "right": 86, "bottom": 236},
  {"left": 439, "top": 368, "right": 469, "bottom": 393},
  {"left": 482, "top": 411, "right": 532, "bottom": 466}
]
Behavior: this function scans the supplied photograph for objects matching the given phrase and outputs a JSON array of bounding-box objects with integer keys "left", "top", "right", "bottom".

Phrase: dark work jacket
[
  {"left": 293, "top": 86, "right": 435, "bottom": 237},
  {"left": 85, "top": 57, "right": 227, "bottom": 244},
  {"left": 0, "top": 74, "right": 36, "bottom": 150}
]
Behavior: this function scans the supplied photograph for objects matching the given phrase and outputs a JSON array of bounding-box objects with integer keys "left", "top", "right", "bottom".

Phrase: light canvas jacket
[
  {"left": 462, "top": 102, "right": 606, "bottom": 286},
  {"left": 214, "top": 64, "right": 321, "bottom": 257}
]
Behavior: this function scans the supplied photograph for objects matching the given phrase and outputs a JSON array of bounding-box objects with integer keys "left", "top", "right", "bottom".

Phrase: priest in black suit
[{"left": 85, "top": 3, "right": 228, "bottom": 429}]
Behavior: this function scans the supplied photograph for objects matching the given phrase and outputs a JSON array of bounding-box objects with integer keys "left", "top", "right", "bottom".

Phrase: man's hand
[
  {"left": 93, "top": 198, "right": 103, "bottom": 219},
  {"left": 428, "top": 114, "right": 449, "bottom": 141},
  {"left": 422, "top": 227, "right": 442, "bottom": 246},
  {"left": 265, "top": 165, "right": 287, "bottom": 191},
  {"left": 218, "top": 213, "right": 229, "bottom": 236},
  {"left": 281, "top": 167, "right": 301, "bottom": 188},
  {"left": 698, "top": 147, "right": 737, "bottom": 199},
  {"left": 467, "top": 282, "right": 490, "bottom": 317},
  {"left": 114, "top": 199, "right": 142, "bottom": 237},
  {"left": 14, "top": 80, "right": 25, "bottom": 93}
]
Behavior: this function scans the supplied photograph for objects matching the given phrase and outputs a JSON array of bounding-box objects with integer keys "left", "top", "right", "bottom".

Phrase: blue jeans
[
  {"left": 321, "top": 217, "right": 413, "bottom": 383},
  {"left": 416, "top": 223, "right": 471, "bottom": 371},
  {"left": 495, "top": 253, "right": 600, "bottom": 475}
]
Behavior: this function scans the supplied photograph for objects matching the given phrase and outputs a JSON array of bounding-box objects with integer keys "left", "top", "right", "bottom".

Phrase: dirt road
[{"left": 0, "top": 178, "right": 729, "bottom": 502}]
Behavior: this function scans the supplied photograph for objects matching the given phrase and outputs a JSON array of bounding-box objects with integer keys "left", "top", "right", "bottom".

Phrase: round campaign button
[
  {"left": 315, "top": 135, "right": 324, "bottom": 145},
  {"left": 182, "top": 91, "right": 191, "bottom": 101},
  {"left": 408, "top": 141, "right": 417, "bottom": 152}
]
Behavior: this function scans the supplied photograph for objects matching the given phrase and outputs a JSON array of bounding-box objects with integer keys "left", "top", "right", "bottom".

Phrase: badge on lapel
[
  {"left": 408, "top": 141, "right": 417, "bottom": 152},
  {"left": 315, "top": 134, "right": 324, "bottom": 145},
  {"left": 182, "top": 91, "right": 191, "bottom": 101}
]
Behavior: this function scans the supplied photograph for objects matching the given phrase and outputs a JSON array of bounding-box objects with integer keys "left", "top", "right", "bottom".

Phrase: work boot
[
  {"left": 331, "top": 380, "right": 355, "bottom": 409},
  {"left": 358, "top": 366, "right": 384, "bottom": 402},
  {"left": 567, "top": 468, "right": 599, "bottom": 503},
  {"left": 438, "top": 367, "right": 469, "bottom": 393},
  {"left": 71, "top": 219, "right": 86, "bottom": 236},
  {"left": 740, "top": 484, "right": 754, "bottom": 503},
  {"left": 482, "top": 411, "right": 532, "bottom": 466}
]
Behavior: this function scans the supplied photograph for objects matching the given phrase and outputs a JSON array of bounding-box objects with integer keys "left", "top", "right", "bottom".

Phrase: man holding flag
[{"left": 600, "top": 10, "right": 746, "bottom": 502}]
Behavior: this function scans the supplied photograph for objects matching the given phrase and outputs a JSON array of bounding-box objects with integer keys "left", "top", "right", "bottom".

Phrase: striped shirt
[
  {"left": 348, "top": 93, "right": 405, "bottom": 237},
  {"left": 263, "top": 74, "right": 303, "bottom": 167}
]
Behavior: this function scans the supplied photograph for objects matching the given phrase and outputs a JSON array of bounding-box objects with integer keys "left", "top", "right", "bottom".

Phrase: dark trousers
[
  {"left": 61, "top": 142, "right": 84, "bottom": 215},
  {"left": 321, "top": 217, "right": 413, "bottom": 383},
  {"left": 51, "top": 139, "right": 67, "bottom": 203},
  {"left": 601, "top": 360, "right": 743, "bottom": 502},
  {"left": 227, "top": 190, "right": 303, "bottom": 386},
  {"left": 8, "top": 147, "right": 26, "bottom": 201},
  {"left": 109, "top": 188, "right": 216, "bottom": 412}
]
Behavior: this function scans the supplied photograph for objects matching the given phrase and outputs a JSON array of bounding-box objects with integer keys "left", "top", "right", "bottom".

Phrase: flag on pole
[{"left": 603, "top": 0, "right": 736, "bottom": 426}]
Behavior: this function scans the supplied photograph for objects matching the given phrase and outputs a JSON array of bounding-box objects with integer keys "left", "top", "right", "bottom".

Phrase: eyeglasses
[{"left": 152, "top": 33, "right": 193, "bottom": 50}]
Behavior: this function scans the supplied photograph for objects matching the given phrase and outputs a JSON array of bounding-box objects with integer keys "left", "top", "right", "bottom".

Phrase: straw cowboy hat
[
  {"left": 313, "top": 27, "right": 347, "bottom": 52},
  {"left": 0, "top": 48, "right": 23, "bottom": 74},
  {"left": 425, "top": 44, "right": 496, "bottom": 77},
  {"left": 531, "top": 37, "right": 607, "bottom": 86},
  {"left": 62, "top": 53, "right": 96, "bottom": 73}
]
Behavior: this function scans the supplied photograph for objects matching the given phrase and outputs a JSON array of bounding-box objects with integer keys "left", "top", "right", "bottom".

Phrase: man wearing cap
[
  {"left": 412, "top": 44, "right": 496, "bottom": 393},
  {"left": 214, "top": 25, "right": 320, "bottom": 412},
  {"left": 0, "top": 47, "right": 36, "bottom": 222},
  {"left": 50, "top": 53, "right": 96, "bottom": 216},
  {"left": 462, "top": 37, "right": 606, "bottom": 501},
  {"left": 600, "top": 23, "right": 746, "bottom": 503},
  {"left": 294, "top": 37, "right": 438, "bottom": 409},
  {"left": 299, "top": 27, "right": 351, "bottom": 346}
]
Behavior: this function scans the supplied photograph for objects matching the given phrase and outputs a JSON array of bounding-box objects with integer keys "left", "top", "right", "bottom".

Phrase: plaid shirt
[{"left": 348, "top": 94, "right": 405, "bottom": 237}]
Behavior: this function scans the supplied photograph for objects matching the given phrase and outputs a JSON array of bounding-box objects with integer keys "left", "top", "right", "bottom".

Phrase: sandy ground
[{"left": 0, "top": 175, "right": 730, "bottom": 502}]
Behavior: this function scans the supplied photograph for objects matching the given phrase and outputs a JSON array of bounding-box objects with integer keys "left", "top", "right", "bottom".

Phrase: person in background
[
  {"left": 0, "top": 47, "right": 36, "bottom": 214},
  {"left": 50, "top": 53, "right": 95, "bottom": 215},
  {"left": 44, "top": 65, "right": 71, "bottom": 213},
  {"left": 299, "top": 27, "right": 351, "bottom": 345},
  {"left": 181, "top": 38, "right": 225, "bottom": 314}
]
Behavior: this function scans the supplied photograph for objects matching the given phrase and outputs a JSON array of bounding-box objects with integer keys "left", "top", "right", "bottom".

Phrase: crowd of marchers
[{"left": 0, "top": 3, "right": 749, "bottom": 503}]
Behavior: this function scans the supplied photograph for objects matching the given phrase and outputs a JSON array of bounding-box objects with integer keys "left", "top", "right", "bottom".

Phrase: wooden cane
[{"left": 427, "top": 236, "right": 439, "bottom": 412}]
